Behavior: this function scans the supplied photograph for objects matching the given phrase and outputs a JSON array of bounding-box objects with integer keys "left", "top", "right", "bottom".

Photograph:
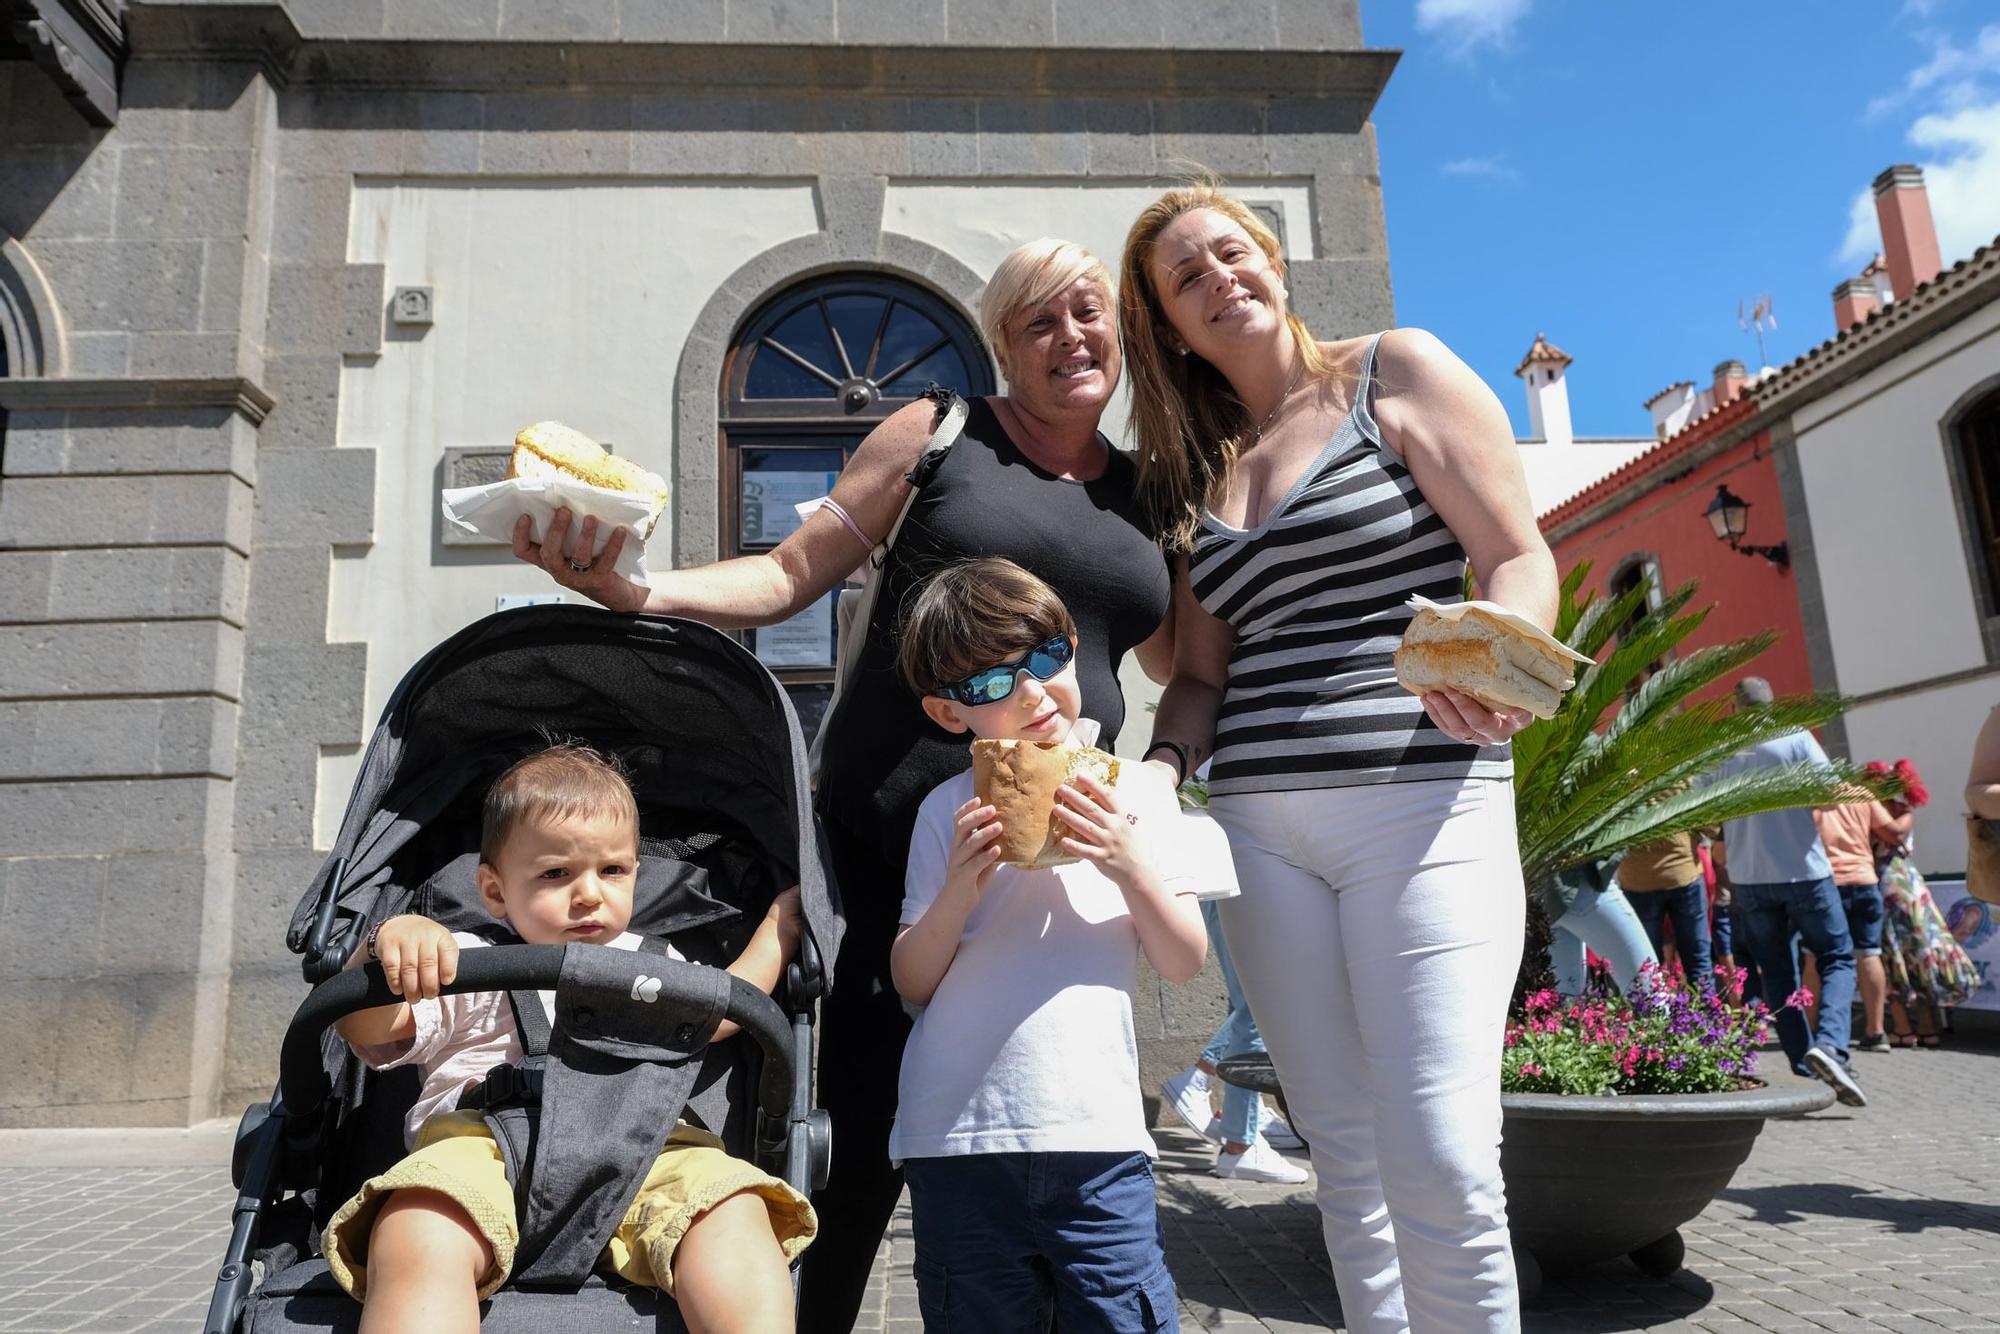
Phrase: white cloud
[
  {"left": 1440, "top": 155, "right": 1523, "bottom": 184},
  {"left": 1909, "top": 99, "right": 2000, "bottom": 261},
  {"left": 1842, "top": 96, "right": 2000, "bottom": 269},
  {"left": 1415, "top": 0, "right": 1533, "bottom": 57},
  {"left": 1843, "top": 19, "right": 2000, "bottom": 271},
  {"left": 1864, "top": 24, "right": 2000, "bottom": 119}
]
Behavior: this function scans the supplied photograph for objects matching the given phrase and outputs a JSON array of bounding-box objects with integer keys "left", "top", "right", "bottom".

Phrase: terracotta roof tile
[
  {"left": 1642, "top": 380, "right": 1695, "bottom": 408},
  {"left": 1514, "top": 332, "right": 1573, "bottom": 376},
  {"left": 1749, "top": 233, "right": 2000, "bottom": 407}
]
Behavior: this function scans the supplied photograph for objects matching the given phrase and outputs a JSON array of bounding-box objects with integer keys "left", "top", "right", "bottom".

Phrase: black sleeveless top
[{"left": 815, "top": 397, "right": 1171, "bottom": 865}]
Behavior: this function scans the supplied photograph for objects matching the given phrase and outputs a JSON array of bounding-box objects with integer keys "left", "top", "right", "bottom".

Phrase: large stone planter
[{"left": 1501, "top": 1080, "right": 1834, "bottom": 1296}]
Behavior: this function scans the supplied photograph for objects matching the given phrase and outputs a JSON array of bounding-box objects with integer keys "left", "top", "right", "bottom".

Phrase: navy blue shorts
[
  {"left": 1838, "top": 879, "right": 1885, "bottom": 957},
  {"left": 903, "top": 1151, "right": 1178, "bottom": 1333}
]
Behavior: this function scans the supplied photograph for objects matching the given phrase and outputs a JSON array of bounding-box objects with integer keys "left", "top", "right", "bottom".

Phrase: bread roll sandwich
[
  {"left": 507, "top": 421, "right": 669, "bottom": 509},
  {"left": 971, "top": 739, "right": 1122, "bottom": 869},
  {"left": 1394, "top": 604, "right": 1579, "bottom": 720}
]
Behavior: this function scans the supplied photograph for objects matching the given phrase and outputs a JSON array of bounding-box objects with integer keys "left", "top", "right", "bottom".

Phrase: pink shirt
[
  {"left": 1813, "top": 802, "right": 1894, "bottom": 887},
  {"left": 352, "top": 931, "right": 671, "bottom": 1147}
]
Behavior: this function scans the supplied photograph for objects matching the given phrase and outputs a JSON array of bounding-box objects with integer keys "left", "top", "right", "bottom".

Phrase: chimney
[
  {"left": 1514, "top": 333, "right": 1575, "bottom": 447},
  {"left": 1643, "top": 381, "right": 1696, "bottom": 441},
  {"left": 1872, "top": 164, "right": 1944, "bottom": 301},
  {"left": 1712, "top": 359, "right": 1748, "bottom": 407},
  {"left": 1832, "top": 276, "right": 1880, "bottom": 331}
]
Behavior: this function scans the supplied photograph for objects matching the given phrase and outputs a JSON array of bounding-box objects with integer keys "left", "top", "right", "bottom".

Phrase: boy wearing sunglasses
[{"left": 887, "top": 557, "right": 1209, "bottom": 1332}]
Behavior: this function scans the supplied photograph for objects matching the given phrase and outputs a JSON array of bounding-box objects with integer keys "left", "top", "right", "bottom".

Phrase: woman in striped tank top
[{"left": 1118, "top": 184, "right": 1557, "bottom": 1333}]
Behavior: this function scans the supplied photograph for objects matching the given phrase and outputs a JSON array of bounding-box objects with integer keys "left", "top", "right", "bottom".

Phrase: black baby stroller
[{"left": 204, "top": 606, "right": 839, "bottom": 1333}]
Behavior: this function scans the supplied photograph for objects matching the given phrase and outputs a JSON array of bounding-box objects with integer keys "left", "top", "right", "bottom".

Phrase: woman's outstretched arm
[{"left": 511, "top": 397, "right": 941, "bottom": 626}]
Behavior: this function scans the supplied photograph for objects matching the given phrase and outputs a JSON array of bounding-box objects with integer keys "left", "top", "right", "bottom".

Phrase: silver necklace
[{"left": 1250, "top": 359, "right": 1307, "bottom": 445}]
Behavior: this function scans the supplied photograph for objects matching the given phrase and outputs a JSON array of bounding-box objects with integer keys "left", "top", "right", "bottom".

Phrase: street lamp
[{"left": 1703, "top": 484, "right": 1789, "bottom": 570}]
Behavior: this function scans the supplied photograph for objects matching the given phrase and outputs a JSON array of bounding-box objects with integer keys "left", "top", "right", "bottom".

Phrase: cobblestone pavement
[{"left": 4, "top": 1033, "right": 1996, "bottom": 1332}]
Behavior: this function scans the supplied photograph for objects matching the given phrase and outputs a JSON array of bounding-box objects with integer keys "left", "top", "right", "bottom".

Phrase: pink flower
[
  {"left": 1520, "top": 1063, "right": 1542, "bottom": 1077},
  {"left": 1785, "top": 987, "right": 1815, "bottom": 1010}
]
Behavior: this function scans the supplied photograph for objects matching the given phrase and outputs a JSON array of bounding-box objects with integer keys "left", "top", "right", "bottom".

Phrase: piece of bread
[
  {"left": 971, "top": 739, "right": 1122, "bottom": 869},
  {"left": 507, "top": 421, "right": 669, "bottom": 509},
  {"left": 1393, "top": 606, "right": 1577, "bottom": 720}
]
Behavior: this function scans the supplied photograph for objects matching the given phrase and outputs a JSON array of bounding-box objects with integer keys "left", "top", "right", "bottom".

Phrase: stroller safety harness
[{"left": 467, "top": 940, "right": 733, "bottom": 1285}]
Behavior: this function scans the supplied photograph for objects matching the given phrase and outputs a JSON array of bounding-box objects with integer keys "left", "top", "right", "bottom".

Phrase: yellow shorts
[{"left": 325, "top": 1110, "right": 816, "bottom": 1301}]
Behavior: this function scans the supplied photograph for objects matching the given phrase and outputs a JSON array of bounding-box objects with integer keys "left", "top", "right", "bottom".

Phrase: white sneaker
[
  {"left": 1159, "top": 1065, "right": 1213, "bottom": 1136},
  {"left": 1260, "top": 1113, "right": 1303, "bottom": 1150},
  {"left": 1201, "top": 1113, "right": 1224, "bottom": 1144},
  {"left": 1213, "top": 1136, "right": 1309, "bottom": 1185}
]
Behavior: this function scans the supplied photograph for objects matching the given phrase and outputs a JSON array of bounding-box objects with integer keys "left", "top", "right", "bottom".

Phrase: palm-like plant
[{"left": 1515, "top": 563, "right": 1896, "bottom": 890}]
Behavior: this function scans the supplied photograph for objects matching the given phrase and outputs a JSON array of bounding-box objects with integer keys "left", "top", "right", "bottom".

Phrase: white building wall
[
  {"left": 1790, "top": 300, "right": 2000, "bottom": 874},
  {"left": 312, "top": 176, "right": 1321, "bottom": 828},
  {"left": 320, "top": 179, "right": 822, "bottom": 840},
  {"left": 1844, "top": 675, "right": 1998, "bottom": 875},
  {"left": 1792, "top": 300, "right": 2000, "bottom": 697}
]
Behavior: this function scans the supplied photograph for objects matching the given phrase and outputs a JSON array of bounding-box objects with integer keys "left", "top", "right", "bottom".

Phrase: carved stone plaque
[{"left": 440, "top": 446, "right": 514, "bottom": 545}]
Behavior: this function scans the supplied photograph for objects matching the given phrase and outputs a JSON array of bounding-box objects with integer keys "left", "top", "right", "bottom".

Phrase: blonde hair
[
  {"left": 897, "top": 558, "right": 1077, "bottom": 698},
  {"left": 980, "top": 238, "right": 1115, "bottom": 368},
  {"left": 1118, "top": 180, "right": 1347, "bottom": 552},
  {"left": 481, "top": 743, "right": 639, "bottom": 864}
]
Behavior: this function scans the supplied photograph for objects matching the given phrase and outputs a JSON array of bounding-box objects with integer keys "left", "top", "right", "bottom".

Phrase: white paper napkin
[
  {"left": 1406, "top": 595, "right": 1595, "bottom": 664},
  {"left": 441, "top": 477, "right": 663, "bottom": 584}
]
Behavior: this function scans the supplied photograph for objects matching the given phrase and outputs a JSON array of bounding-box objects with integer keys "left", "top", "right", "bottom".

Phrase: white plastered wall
[
  {"left": 315, "top": 176, "right": 1322, "bottom": 833},
  {"left": 1792, "top": 301, "right": 2000, "bottom": 697},
  {"left": 1844, "top": 674, "right": 1999, "bottom": 874},
  {"left": 1790, "top": 301, "right": 2000, "bottom": 874},
  {"left": 318, "top": 179, "right": 821, "bottom": 842}
]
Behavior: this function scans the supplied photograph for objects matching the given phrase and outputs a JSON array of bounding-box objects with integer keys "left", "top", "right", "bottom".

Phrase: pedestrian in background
[
  {"left": 1160, "top": 899, "right": 1308, "bottom": 1186},
  {"left": 1620, "top": 828, "right": 1714, "bottom": 993},
  {"left": 1813, "top": 791, "right": 1909, "bottom": 1051},
  {"left": 1709, "top": 677, "right": 1866, "bottom": 1108}
]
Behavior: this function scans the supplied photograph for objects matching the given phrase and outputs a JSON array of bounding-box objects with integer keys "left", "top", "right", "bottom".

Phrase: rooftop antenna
[{"left": 1738, "top": 294, "right": 1777, "bottom": 368}]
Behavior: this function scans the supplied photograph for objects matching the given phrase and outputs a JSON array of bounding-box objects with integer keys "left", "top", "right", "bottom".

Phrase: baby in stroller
[{"left": 323, "top": 744, "right": 816, "bottom": 1331}]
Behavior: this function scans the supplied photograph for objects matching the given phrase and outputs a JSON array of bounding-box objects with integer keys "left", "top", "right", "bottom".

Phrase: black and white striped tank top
[{"left": 1189, "top": 334, "right": 1512, "bottom": 796}]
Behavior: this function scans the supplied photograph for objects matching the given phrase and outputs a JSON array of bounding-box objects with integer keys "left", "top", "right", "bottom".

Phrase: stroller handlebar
[{"left": 279, "top": 944, "right": 796, "bottom": 1118}]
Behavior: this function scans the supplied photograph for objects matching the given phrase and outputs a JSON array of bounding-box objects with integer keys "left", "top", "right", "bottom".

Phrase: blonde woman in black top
[{"left": 1121, "top": 183, "right": 1555, "bottom": 1333}]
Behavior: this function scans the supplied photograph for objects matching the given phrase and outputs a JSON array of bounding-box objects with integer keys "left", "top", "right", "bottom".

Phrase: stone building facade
[{"left": 0, "top": 0, "right": 1397, "bottom": 1127}]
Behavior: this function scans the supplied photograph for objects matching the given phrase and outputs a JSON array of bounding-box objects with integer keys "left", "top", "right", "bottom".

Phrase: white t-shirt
[
  {"left": 351, "top": 930, "right": 676, "bottom": 1147},
  {"left": 888, "top": 739, "right": 1207, "bottom": 1165}
]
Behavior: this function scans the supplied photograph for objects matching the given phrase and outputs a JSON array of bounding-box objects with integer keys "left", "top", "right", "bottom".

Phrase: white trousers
[{"left": 1210, "top": 778, "right": 1524, "bottom": 1334}]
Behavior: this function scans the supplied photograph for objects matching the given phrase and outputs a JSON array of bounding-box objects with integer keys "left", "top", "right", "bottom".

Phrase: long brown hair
[{"left": 1118, "top": 181, "right": 1346, "bottom": 552}]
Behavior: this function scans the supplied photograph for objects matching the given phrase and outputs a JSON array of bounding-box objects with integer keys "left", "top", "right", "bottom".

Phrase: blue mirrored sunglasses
[{"left": 940, "top": 636, "right": 1075, "bottom": 706}]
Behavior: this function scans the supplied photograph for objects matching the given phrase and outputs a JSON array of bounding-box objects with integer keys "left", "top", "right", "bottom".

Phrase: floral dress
[{"left": 1878, "top": 854, "right": 1980, "bottom": 1007}]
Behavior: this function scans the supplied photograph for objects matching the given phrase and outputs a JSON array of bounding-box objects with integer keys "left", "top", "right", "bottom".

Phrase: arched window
[
  {"left": 1951, "top": 384, "right": 2000, "bottom": 618},
  {"left": 1609, "top": 553, "right": 1667, "bottom": 680},
  {"left": 720, "top": 274, "right": 994, "bottom": 734}
]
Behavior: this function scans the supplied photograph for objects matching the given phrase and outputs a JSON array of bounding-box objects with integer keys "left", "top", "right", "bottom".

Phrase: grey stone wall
[
  {"left": 1, "top": 0, "right": 1392, "bottom": 1125},
  {"left": 0, "top": 52, "right": 277, "bottom": 1126}
]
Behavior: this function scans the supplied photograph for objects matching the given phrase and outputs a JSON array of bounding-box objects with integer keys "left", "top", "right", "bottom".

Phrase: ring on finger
[{"left": 568, "top": 559, "right": 591, "bottom": 573}]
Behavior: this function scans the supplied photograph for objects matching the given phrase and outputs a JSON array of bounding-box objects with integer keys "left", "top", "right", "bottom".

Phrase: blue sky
[{"left": 1364, "top": 0, "right": 2000, "bottom": 438}]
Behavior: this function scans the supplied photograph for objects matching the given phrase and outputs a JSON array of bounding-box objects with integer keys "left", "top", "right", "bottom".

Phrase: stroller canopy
[{"left": 287, "top": 606, "right": 838, "bottom": 978}]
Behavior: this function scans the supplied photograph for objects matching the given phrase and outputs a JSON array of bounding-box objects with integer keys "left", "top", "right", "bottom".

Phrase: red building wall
[{"left": 1544, "top": 429, "right": 1811, "bottom": 704}]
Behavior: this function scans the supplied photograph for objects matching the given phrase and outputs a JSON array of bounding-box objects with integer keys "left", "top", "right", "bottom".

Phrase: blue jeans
[
  {"left": 1626, "top": 876, "right": 1714, "bottom": 992},
  {"left": 1837, "top": 879, "right": 1885, "bottom": 957},
  {"left": 1550, "top": 884, "right": 1659, "bottom": 997},
  {"left": 1199, "top": 900, "right": 1263, "bottom": 1145},
  {"left": 904, "top": 1152, "right": 1178, "bottom": 1333},
  {"left": 1734, "top": 876, "right": 1855, "bottom": 1070}
]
